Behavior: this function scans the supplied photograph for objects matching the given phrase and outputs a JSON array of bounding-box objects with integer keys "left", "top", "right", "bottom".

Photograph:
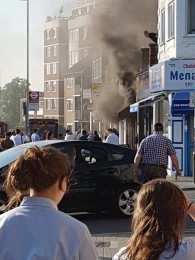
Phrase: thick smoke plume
[{"left": 91, "top": 0, "right": 157, "bottom": 120}]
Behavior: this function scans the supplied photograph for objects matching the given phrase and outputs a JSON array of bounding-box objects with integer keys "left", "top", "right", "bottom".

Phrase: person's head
[
  {"left": 33, "top": 129, "right": 37, "bottom": 133},
  {"left": 11, "top": 131, "right": 16, "bottom": 136},
  {"left": 6, "top": 147, "right": 73, "bottom": 209},
  {"left": 106, "top": 128, "right": 113, "bottom": 135},
  {"left": 82, "top": 129, "right": 87, "bottom": 135},
  {"left": 153, "top": 122, "right": 163, "bottom": 133},
  {"left": 94, "top": 130, "right": 98, "bottom": 135},
  {"left": 66, "top": 129, "right": 72, "bottom": 135},
  {"left": 16, "top": 129, "right": 20, "bottom": 135},
  {"left": 123, "top": 179, "right": 187, "bottom": 259},
  {"left": 143, "top": 30, "right": 149, "bottom": 37},
  {"left": 5, "top": 132, "right": 11, "bottom": 140}
]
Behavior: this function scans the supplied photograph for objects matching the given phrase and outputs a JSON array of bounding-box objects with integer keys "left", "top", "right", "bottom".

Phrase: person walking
[
  {"left": 104, "top": 128, "right": 119, "bottom": 145},
  {"left": 31, "top": 129, "right": 40, "bottom": 142},
  {"left": 78, "top": 129, "right": 88, "bottom": 140},
  {"left": 113, "top": 179, "right": 195, "bottom": 260},
  {"left": 133, "top": 122, "right": 181, "bottom": 182},
  {"left": 12, "top": 129, "right": 24, "bottom": 146},
  {"left": 0, "top": 147, "right": 99, "bottom": 260}
]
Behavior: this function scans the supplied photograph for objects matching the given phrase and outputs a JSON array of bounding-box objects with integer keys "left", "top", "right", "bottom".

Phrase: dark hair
[
  {"left": 154, "top": 122, "right": 163, "bottom": 132},
  {"left": 5, "top": 146, "right": 71, "bottom": 209},
  {"left": 94, "top": 131, "right": 98, "bottom": 135},
  {"left": 107, "top": 128, "right": 113, "bottom": 133},
  {"left": 33, "top": 129, "right": 37, "bottom": 133},
  {"left": 16, "top": 129, "right": 20, "bottom": 134},
  {"left": 5, "top": 132, "right": 11, "bottom": 137},
  {"left": 82, "top": 129, "right": 87, "bottom": 135},
  {"left": 66, "top": 130, "right": 70, "bottom": 134},
  {"left": 121, "top": 179, "right": 187, "bottom": 260}
]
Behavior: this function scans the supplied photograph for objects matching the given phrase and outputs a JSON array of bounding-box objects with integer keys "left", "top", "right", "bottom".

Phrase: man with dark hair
[
  {"left": 31, "top": 129, "right": 40, "bottom": 142},
  {"left": 143, "top": 30, "right": 158, "bottom": 44},
  {"left": 133, "top": 123, "right": 181, "bottom": 182},
  {"left": 104, "top": 128, "right": 119, "bottom": 145}
]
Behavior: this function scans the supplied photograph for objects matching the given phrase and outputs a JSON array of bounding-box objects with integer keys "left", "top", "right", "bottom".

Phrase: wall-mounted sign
[{"left": 150, "top": 60, "right": 195, "bottom": 93}]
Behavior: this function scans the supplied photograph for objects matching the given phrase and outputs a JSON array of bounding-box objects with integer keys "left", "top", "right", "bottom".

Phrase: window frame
[
  {"left": 66, "top": 99, "right": 73, "bottom": 111},
  {"left": 160, "top": 8, "right": 165, "bottom": 44},
  {"left": 168, "top": 1, "right": 175, "bottom": 39}
]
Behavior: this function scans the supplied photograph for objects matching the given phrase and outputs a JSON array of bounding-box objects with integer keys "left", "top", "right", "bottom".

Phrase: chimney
[
  {"left": 149, "top": 43, "right": 158, "bottom": 67},
  {"left": 140, "top": 48, "right": 149, "bottom": 72}
]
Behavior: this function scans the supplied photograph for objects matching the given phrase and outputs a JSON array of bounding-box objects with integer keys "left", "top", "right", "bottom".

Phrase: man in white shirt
[
  {"left": 13, "top": 129, "right": 24, "bottom": 146},
  {"left": 104, "top": 128, "right": 119, "bottom": 145},
  {"left": 65, "top": 129, "right": 80, "bottom": 140}
]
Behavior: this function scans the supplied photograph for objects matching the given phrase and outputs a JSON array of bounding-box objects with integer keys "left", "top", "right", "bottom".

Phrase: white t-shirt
[
  {"left": 13, "top": 134, "right": 24, "bottom": 146},
  {"left": 113, "top": 241, "right": 195, "bottom": 260}
]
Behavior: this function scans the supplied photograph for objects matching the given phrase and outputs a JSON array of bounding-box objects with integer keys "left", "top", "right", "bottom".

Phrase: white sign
[
  {"left": 83, "top": 89, "right": 91, "bottom": 99},
  {"left": 150, "top": 60, "right": 195, "bottom": 93},
  {"left": 92, "top": 90, "right": 101, "bottom": 100},
  {"left": 190, "top": 92, "right": 195, "bottom": 107},
  {"left": 29, "top": 103, "right": 39, "bottom": 111}
]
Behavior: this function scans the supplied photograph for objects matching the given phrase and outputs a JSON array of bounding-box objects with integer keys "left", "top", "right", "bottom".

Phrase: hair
[
  {"left": 107, "top": 128, "right": 113, "bottom": 133},
  {"left": 82, "top": 129, "right": 87, "bottom": 135},
  {"left": 121, "top": 179, "right": 187, "bottom": 260},
  {"left": 5, "top": 146, "right": 71, "bottom": 210},
  {"left": 154, "top": 122, "right": 163, "bottom": 132},
  {"left": 5, "top": 131, "right": 11, "bottom": 137},
  {"left": 33, "top": 129, "right": 37, "bottom": 133},
  {"left": 16, "top": 129, "right": 20, "bottom": 134},
  {"left": 94, "top": 130, "right": 98, "bottom": 135}
]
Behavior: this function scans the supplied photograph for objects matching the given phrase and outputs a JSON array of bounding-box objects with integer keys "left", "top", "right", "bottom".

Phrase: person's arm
[
  {"left": 170, "top": 154, "right": 182, "bottom": 179},
  {"left": 133, "top": 153, "right": 142, "bottom": 183},
  {"left": 185, "top": 196, "right": 195, "bottom": 221}
]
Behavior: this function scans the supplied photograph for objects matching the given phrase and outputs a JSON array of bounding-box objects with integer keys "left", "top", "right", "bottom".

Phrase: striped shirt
[{"left": 137, "top": 132, "right": 176, "bottom": 167}]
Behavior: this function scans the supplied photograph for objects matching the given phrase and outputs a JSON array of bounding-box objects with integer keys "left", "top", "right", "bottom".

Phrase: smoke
[{"left": 91, "top": 0, "right": 157, "bottom": 120}]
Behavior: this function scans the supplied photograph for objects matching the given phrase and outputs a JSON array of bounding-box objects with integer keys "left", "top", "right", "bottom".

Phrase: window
[
  {"left": 66, "top": 77, "right": 74, "bottom": 88},
  {"left": 53, "top": 28, "right": 57, "bottom": 38},
  {"left": 52, "top": 63, "right": 57, "bottom": 74},
  {"left": 51, "top": 99, "right": 57, "bottom": 109},
  {"left": 46, "top": 99, "right": 51, "bottom": 110},
  {"left": 168, "top": 2, "right": 175, "bottom": 39},
  {"left": 79, "top": 26, "right": 88, "bottom": 40},
  {"left": 110, "top": 148, "right": 125, "bottom": 161},
  {"left": 46, "top": 64, "right": 50, "bottom": 74},
  {"left": 69, "top": 28, "right": 79, "bottom": 42},
  {"left": 45, "top": 82, "right": 50, "bottom": 92},
  {"left": 66, "top": 99, "right": 73, "bottom": 111},
  {"left": 69, "top": 51, "right": 79, "bottom": 65},
  {"left": 53, "top": 45, "right": 57, "bottom": 56},
  {"left": 92, "top": 57, "right": 102, "bottom": 79},
  {"left": 188, "top": 0, "right": 195, "bottom": 34},
  {"left": 52, "top": 81, "right": 56, "bottom": 92},
  {"left": 160, "top": 9, "right": 165, "bottom": 44},
  {"left": 47, "top": 46, "right": 50, "bottom": 57},
  {"left": 46, "top": 29, "right": 50, "bottom": 40}
]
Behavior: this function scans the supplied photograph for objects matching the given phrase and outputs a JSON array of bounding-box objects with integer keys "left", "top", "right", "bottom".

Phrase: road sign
[
  {"left": 92, "top": 90, "right": 101, "bottom": 100},
  {"left": 29, "top": 91, "right": 39, "bottom": 103},
  {"left": 189, "top": 92, "right": 195, "bottom": 107},
  {"left": 83, "top": 102, "right": 94, "bottom": 111},
  {"left": 83, "top": 89, "right": 91, "bottom": 99},
  {"left": 29, "top": 103, "right": 39, "bottom": 111}
]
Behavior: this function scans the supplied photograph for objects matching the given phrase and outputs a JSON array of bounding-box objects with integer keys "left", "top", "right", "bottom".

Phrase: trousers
[{"left": 143, "top": 164, "right": 167, "bottom": 183}]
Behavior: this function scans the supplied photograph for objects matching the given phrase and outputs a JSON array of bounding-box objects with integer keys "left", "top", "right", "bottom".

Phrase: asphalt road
[{"left": 73, "top": 190, "right": 195, "bottom": 237}]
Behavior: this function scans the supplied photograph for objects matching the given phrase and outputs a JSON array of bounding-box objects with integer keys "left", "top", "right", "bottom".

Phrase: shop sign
[{"left": 150, "top": 60, "right": 195, "bottom": 93}]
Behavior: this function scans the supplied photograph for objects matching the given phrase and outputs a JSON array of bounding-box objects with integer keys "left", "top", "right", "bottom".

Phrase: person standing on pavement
[
  {"left": 78, "top": 129, "right": 88, "bottom": 140},
  {"left": 104, "top": 128, "right": 119, "bottom": 145},
  {"left": 0, "top": 147, "right": 99, "bottom": 260},
  {"left": 31, "top": 129, "right": 40, "bottom": 142},
  {"left": 113, "top": 179, "right": 195, "bottom": 260},
  {"left": 65, "top": 129, "right": 80, "bottom": 140},
  {"left": 133, "top": 123, "right": 181, "bottom": 183},
  {"left": 93, "top": 131, "right": 102, "bottom": 142},
  {"left": 12, "top": 129, "right": 24, "bottom": 146}
]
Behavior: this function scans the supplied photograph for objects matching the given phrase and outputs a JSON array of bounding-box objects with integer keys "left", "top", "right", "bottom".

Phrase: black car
[{"left": 0, "top": 140, "right": 141, "bottom": 217}]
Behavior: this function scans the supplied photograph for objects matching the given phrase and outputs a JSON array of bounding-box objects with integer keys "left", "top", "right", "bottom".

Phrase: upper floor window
[
  {"left": 69, "top": 28, "right": 79, "bottom": 42},
  {"left": 69, "top": 51, "right": 79, "bottom": 65},
  {"left": 52, "top": 63, "right": 57, "bottom": 74},
  {"left": 46, "top": 29, "right": 50, "bottom": 40},
  {"left": 46, "top": 99, "right": 51, "bottom": 110},
  {"left": 92, "top": 57, "right": 102, "bottom": 79},
  {"left": 66, "top": 77, "right": 74, "bottom": 88},
  {"left": 52, "top": 81, "right": 56, "bottom": 92},
  {"left": 53, "top": 46, "right": 57, "bottom": 56},
  {"left": 45, "top": 82, "right": 50, "bottom": 92},
  {"left": 160, "top": 9, "right": 165, "bottom": 44},
  {"left": 188, "top": 0, "right": 195, "bottom": 34},
  {"left": 53, "top": 28, "right": 57, "bottom": 38},
  {"left": 52, "top": 99, "right": 57, "bottom": 110},
  {"left": 47, "top": 46, "right": 51, "bottom": 57},
  {"left": 66, "top": 99, "right": 73, "bottom": 111},
  {"left": 46, "top": 64, "right": 50, "bottom": 75},
  {"left": 168, "top": 1, "right": 175, "bottom": 39}
]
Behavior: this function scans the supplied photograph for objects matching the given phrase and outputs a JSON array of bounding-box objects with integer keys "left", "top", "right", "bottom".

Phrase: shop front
[{"left": 149, "top": 59, "right": 195, "bottom": 176}]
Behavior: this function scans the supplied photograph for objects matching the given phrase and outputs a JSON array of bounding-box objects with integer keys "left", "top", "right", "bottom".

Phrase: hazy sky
[{"left": 0, "top": 0, "right": 75, "bottom": 91}]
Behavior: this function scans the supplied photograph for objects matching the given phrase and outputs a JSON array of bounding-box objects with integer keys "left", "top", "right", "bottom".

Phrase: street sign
[
  {"left": 83, "top": 102, "right": 94, "bottom": 111},
  {"left": 29, "top": 91, "right": 39, "bottom": 103},
  {"left": 189, "top": 92, "right": 195, "bottom": 107},
  {"left": 29, "top": 103, "right": 39, "bottom": 111},
  {"left": 83, "top": 89, "right": 91, "bottom": 99},
  {"left": 92, "top": 90, "right": 101, "bottom": 100}
]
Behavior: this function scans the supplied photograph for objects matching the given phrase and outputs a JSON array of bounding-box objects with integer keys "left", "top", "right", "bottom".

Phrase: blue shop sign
[{"left": 171, "top": 91, "right": 194, "bottom": 115}]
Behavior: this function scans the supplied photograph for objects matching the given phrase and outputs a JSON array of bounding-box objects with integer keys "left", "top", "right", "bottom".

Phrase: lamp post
[{"left": 21, "top": 0, "right": 29, "bottom": 135}]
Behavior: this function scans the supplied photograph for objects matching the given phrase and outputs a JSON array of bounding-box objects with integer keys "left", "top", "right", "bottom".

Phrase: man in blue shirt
[
  {"left": 133, "top": 123, "right": 181, "bottom": 182},
  {"left": 31, "top": 128, "right": 40, "bottom": 142}
]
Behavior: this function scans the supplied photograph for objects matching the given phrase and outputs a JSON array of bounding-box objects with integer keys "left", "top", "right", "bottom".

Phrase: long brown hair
[
  {"left": 121, "top": 179, "right": 187, "bottom": 260},
  {"left": 5, "top": 146, "right": 71, "bottom": 210}
]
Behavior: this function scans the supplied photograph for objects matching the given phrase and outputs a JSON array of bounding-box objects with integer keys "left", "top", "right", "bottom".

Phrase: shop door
[{"left": 187, "top": 115, "right": 194, "bottom": 176}]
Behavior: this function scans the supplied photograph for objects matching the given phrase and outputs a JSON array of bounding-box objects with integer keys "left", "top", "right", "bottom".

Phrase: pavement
[{"left": 93, "top": 176, "right": 195, "bottom": 260}]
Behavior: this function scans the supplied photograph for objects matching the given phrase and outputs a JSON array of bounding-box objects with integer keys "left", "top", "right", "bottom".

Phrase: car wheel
[{"left": 114, "top": 185, "right": 139, "bottom": 217}]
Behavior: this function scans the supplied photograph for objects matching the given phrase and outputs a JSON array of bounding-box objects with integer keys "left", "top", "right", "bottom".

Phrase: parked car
[{"left": 0, "top": 140, "right": 141, "bottom": 217}]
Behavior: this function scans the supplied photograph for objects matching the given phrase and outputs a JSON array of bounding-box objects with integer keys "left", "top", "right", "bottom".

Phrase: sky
[{"left": 0, "top": 0, "right": 75, "bottom": 91}]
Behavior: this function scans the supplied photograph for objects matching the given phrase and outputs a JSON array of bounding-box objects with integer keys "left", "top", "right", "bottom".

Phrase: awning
[
  {"left": 130, "top": 92, "right": 166, "bottom": 113},
  {"left": 171, "top": 91, "right": 194, "bottom": 115}
]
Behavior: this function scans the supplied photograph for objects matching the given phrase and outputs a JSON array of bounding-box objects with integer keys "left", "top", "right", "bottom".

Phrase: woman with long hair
[
  {"left": 113, "top": 179, "right": 195, "bottom": 260},
  {"left": 0, "top": 146, "right": 98, "bottom": 260}
]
